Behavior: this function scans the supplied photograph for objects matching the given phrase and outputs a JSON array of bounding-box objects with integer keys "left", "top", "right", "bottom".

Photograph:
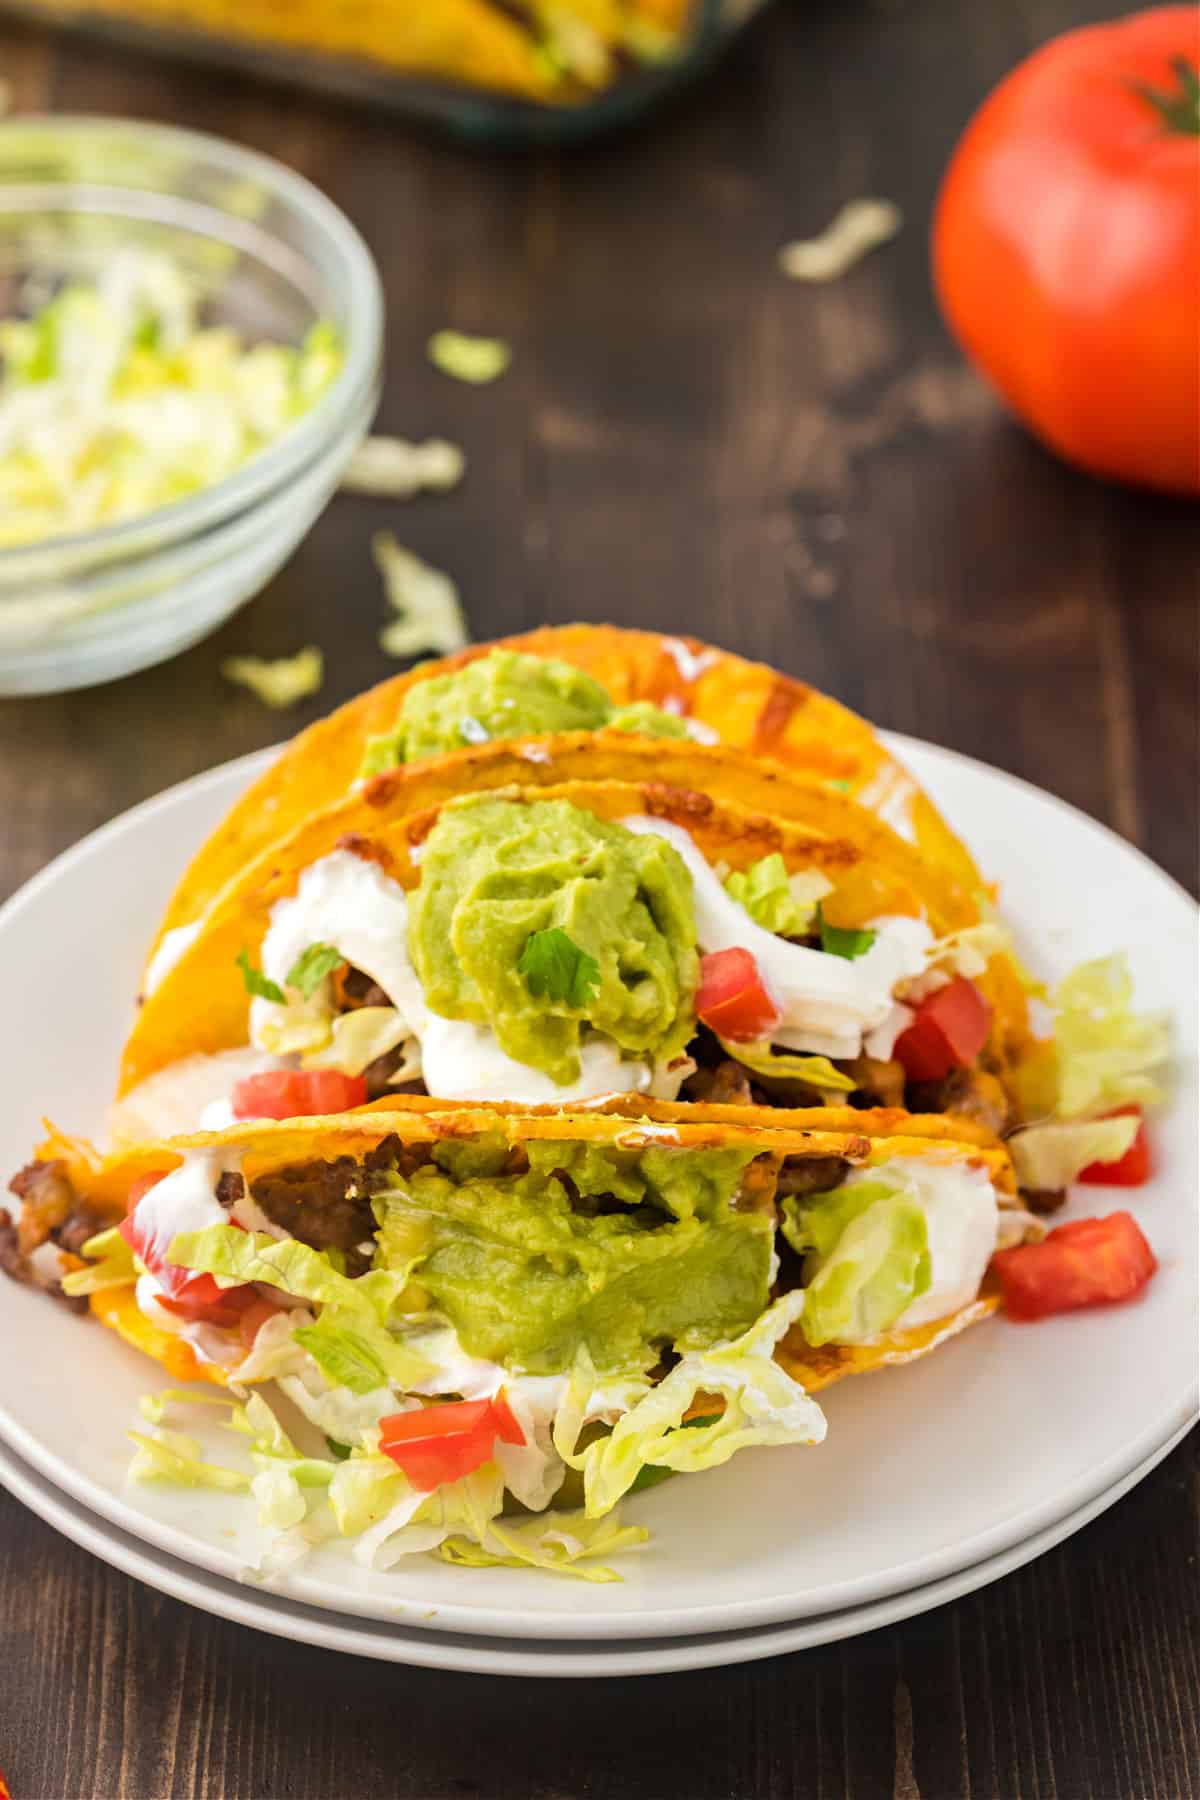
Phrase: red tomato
[
  {"left": 378, "top": 1393, "right": 525, "bottom": 1492},
  {"left": 933, "top": 7, "right": 1200, "bottom": 495},
  {"left": 1079, "top": 1105, "right": 1151, "bottom": 1186},
  {"left": 695, "top": 948, "right": 781, "bottom": 1042},
  {"left": 230, "top": 1070, "right": 368, "bottom": 1121},
  {"left": 120, "top": 1193, "right": 255, "bottom": 1327},
  {"left": 893, "top": 978, "right": 992, "bottom": 1082},
  {"left": 238, "top": 1295, "right": 284, "bottom": 1351},
  {"left": 993, "top": 1211, "right": 1157, "bottom": 1321}
]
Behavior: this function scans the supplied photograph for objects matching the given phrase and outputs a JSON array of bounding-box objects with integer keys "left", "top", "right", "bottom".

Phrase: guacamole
[
  {"left": 408, "top": 795, "right": 699, "bottom": 1084},
  {"left": 374, "top": 1140, "right": 769, "bottom": 1373},
  {"left": 360, "top": 648, "right": 690, "bottom": 773}
]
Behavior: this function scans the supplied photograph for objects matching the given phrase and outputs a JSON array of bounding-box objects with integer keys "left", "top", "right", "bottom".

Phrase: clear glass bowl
[{"left": 0, "top": 117, "right": 383, "bottom": 694}]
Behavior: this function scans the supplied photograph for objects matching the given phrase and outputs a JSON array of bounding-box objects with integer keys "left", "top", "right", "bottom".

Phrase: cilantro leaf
[
  {"left": 518, "top": 928, "right": 601, "bottom": 1009},
  {"left": 237, "top": 947, "right": 285, "bottom": 1004},
  {"left": 816, "top": 905, "right": 877, "bottom": 961},
  {"left": 286, "top": 941, "right": 344, "bottom": 1000}
]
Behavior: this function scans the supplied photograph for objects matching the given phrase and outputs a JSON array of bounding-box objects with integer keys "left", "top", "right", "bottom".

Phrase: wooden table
[{"left": 0, "top": 3, "right": 1196, "bottom": 1794}]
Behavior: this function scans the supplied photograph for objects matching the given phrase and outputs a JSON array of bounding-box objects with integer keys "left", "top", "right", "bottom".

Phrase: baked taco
[
  {"left": 117, "top": 773, "right": 1033, "bottom": 1147},
  {"left": 3, "top": 1102, "right": 1025, "bottom": 1579},
  {"left": 144, "top": 627, "right": 983, "bottom": 985}
]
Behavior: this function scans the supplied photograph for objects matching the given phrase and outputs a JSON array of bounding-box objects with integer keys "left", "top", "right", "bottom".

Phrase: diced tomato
[
  {"left": 695, "top": 948, "right": 781, "bottom": 1042},
  {"left": 378, "top": 1393, "right": 526, "bottom": 1492},
  {"left": 992, "top": 1211, "right": 1157, "bottom": 1322},
  {"left": 120, "top": 1199, "right": 255, "bottom": 1327},
  {"left": 1079, "top": 1105, "right": 1151, "bottom": 1187},
  {"left": 893, "top": 977, "right": 992, "bottom": 1082},
  {"left": 230, "top": 1070, "right": 368, "bottom": 1122},
  {"left": 238, "top": 1295, "right": 284, "bottom": 1351}
]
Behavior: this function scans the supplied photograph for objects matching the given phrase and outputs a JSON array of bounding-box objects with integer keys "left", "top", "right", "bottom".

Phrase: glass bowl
[{"left": 0, "top": 116, "right": 383, "bottom": 694}]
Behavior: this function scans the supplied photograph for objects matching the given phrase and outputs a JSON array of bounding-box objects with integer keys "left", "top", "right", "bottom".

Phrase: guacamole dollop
[
  {"left": 408, "top": 796, "right": 699, "bottom": 1084},
  {"left": 374, "top": 1139, "right": 770, "bottom": 1373},
  {"left": 360, "top": 648, "right": 690, "bottom": 773}
]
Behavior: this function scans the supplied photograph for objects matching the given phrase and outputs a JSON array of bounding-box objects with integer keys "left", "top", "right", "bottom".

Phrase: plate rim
[
  {"left": 0, "top": 733, "right": 1194, "bottom": 1641},
  {"left": 1, "top": 1419, "right": 1192, "bottom": 1678}
]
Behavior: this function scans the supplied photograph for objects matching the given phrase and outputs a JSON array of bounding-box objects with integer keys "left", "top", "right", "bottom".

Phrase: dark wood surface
[{"left": 0, "top": 3, "right": 1197, "bottom": 1795}]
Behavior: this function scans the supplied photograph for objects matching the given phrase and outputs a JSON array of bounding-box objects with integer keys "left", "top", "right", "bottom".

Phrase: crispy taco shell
[
  {"left": 148, "top": 626, "right": 981, "bottom": 966},
  {"left": 40, "top": 1102, "right": 1016, "bottom": 1390},
  {"left": 120, "top": 772, "right": 1004, "bottom": 1097}
]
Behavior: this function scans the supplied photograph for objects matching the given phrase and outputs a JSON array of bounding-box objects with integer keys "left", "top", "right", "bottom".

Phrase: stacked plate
[{"left": 1, "top": 737, "right": 1194, "bottom": 1677}]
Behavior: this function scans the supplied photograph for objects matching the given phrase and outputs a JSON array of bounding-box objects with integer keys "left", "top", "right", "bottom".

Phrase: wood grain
[{"left": 0, "top": 1, "right": 1196, "bottom": 1795}]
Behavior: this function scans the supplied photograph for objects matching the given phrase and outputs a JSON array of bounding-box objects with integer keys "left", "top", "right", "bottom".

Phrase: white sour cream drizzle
[{"left": 620, "top": 815, "right": 932, "bottom": 1060}]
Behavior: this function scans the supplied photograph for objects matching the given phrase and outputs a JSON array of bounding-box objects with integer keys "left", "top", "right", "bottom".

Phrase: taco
[
  {"left": 116, "top": 771, "right": 1033, "bottom": 1151},
  {"left": 144, "top": 627, "right": 982, "bottom": 986},
  {"left": 2, "top": 1101, "right": 1026, "bottom": 1578}
]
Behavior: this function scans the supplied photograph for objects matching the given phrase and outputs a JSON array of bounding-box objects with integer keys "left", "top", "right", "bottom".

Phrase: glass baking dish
[{"left": 1, "top": 0, "right": 769, "bottom": 143}]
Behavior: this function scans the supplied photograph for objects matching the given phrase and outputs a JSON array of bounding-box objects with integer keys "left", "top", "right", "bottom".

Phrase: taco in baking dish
[
  {"left": 144, "top": 626, "right": 982, "bottom": 986},
  {"left": 117, "top": 771, "right": 1033, "bottom": 1147},
  {"left": 2, "top": 1102, "right": 1023, "bottom": 1578}
]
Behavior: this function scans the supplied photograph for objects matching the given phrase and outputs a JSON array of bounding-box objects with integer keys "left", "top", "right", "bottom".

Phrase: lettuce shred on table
[
  {"left": 0, "top": 250, "right": 342, "bottom": 546},
  {"left": 221, "top": 648, "right": 324, "bottom": 710},
  {"left": 373, "top": 531, "right": 470, "bottom": 660}
]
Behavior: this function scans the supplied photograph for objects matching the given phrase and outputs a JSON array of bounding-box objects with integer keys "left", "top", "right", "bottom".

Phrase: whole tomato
[{"left": 933, "top": 7, "right": 1200, "bottom": 496}]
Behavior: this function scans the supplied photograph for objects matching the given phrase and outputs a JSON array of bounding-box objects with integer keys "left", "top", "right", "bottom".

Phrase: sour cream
[
  {"left": 420, "top": 1016, "right": 651, "bottom": 1105},
  {"left": 620, "top": 815, "right": 932, "bottom": 1059}
]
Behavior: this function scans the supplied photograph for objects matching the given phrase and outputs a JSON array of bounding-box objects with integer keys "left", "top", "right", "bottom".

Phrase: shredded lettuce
[
  {"left": 1033, "top": 955, "right": 1171, "bottom": 1121},
  {"left": 925, "top": 921, "right": 1013, "bottom": 980},
  {"left": 61, "top": 1225, "right": 136, "bottom": 1295},
  {"left": 0, "top": 255, "right": 342, "bottom": 547},
  {"left": 300, "top": 1006, "right": 415, "bottom": 1078},
  {"left": 221, "top": 648, "right": 323, "bottom": 711},
  {"left": 1007, "top": 1115, "right": 1141, "bottom": 1191},
  {"left": 340, "top": 435, "right": 464, "bottom": 498},
  {"left": 781, "top": 1177, "right": 931, "bottom": 1346},
  {"left": 374, "top": 531, "right": 469, "bottom": 661},
  {"left": 292, "top": 1310, "right": 434, "bottom": 1395},
  {"left": 725, "top": 856, "right": 831, "bottom": 937},
  {"left": 127, "top": 1426, "right": 251, "bottom": 1492},
  {"left": 427, "top": 330, "right": 511, "bottom": 384},
  {"left": 169, "top": 1225, "right": 415, "bottom": 1323},
  {"left": 553, "top": 1292, "right": 825, "bottom": 1518},
  {"left": 441, "top": 1512, "right": 647, "bottom": 1582},
  {"left": 717, "top": 1038, "right": 856, "bottom": 1092}
]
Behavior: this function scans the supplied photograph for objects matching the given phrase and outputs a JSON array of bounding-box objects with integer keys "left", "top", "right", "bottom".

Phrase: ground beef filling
[
  {"left": 3, "top": 1160, "right": 107, "bottom": 1310},
  {"left": 248, "top": 1134, "right": 423, "bottom": 1275}
]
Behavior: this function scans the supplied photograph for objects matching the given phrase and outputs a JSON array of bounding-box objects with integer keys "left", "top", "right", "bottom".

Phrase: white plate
[
  {"left": 2, "top": 1423, "right": 1191, "bottom": 1678},
  {"left": 0, "top": 738, "right": 1195, "bottom": 1643}
]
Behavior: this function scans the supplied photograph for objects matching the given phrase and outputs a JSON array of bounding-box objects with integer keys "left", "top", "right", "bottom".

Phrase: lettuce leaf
[
  {"left": 292, "top": 1309, "right": 434, "bottom": 1395},
  {"left": 300, "top": 1006, "right": 415, "bottom": 1078},
  {"left": 1007, "top": 1115, "right": 1140, "bottom": 1191},
  {"left": 553, "top": 1292, "right": 825, "bottom": 1518},
  {"left": 169, "top": 1225, "right": 414, "bottom": 1323},
  {"left": 725, "top": 856, "right": 831, "bottom": 937},
  {"left": 717, "top": 1038, "right": 856, "bottom": 1092},
  {"left": 782, "top": 1179, "right": 930, "bottom": 1346},
  {"left": 127, "top": 1427, "right": 251, "bottom": 1492},
  {"left": 440, "top": 1512, "right": 648, "bottom": 1582},
  {"left": 61, "top": 1225, "right": 136, "bottom": 1295},
  {"left": 1040, "top": 955, "right": 1171, "bottom": 1120}
]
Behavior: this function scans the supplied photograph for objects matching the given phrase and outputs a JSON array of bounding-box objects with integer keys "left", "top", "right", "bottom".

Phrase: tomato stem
[{"left": 1131, "top": 55, "right": 1200, "bottom": 135}]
